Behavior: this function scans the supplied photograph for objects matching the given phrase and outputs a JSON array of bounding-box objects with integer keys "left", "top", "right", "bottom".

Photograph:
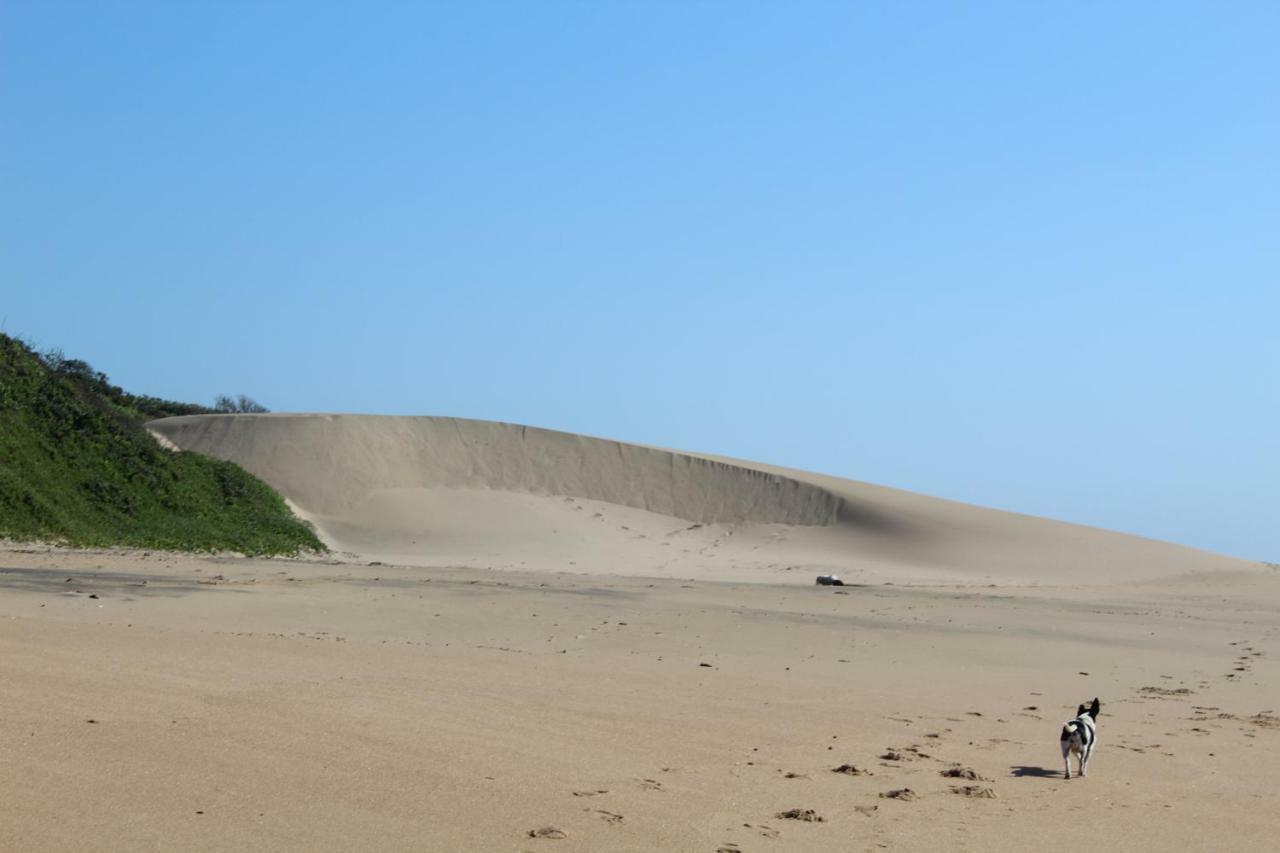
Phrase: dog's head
[{"left": 1076, "top": 698, "right": 1101, "bottom": 720}]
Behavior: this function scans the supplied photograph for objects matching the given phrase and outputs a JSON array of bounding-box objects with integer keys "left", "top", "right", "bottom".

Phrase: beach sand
[{"left": 3, "top": 414, "right": 1276, "bottom": 851}]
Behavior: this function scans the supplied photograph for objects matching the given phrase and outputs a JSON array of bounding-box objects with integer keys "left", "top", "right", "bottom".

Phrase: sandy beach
[{"left": 4, "top": 415, "right": 1277, "bottom": 851}]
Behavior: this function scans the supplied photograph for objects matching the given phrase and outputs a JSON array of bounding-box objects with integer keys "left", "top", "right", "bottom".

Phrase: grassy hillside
[{"left": 0, "top": 334, "right": 323, "bottom": 555}]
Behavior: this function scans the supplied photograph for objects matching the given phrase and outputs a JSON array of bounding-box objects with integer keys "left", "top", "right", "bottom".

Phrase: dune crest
[{"left": 147, "top": 414, "right": 840, "bottom": 525}]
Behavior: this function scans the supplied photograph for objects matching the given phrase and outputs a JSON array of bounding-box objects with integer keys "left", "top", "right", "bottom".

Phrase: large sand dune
[{"left": 148, "top": 414, "right": 1248, "bottom": 583}]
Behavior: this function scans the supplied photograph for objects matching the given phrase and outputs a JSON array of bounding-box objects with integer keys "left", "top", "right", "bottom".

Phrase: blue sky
[{"left": 3, "top": 2, "right": 1277, "bottom": 560}]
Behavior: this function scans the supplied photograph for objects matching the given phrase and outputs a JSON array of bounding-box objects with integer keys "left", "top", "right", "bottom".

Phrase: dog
[{"left": 1060, "top": 698, "right": 1100, "bottom": 779}]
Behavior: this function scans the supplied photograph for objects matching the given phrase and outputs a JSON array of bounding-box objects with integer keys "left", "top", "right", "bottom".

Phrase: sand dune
[
  {"left": 148, "top": 414, "right": 840, "bottom": 525},
  {"left": 148, "top": 414, "right": 1249, "bottom": 583}
]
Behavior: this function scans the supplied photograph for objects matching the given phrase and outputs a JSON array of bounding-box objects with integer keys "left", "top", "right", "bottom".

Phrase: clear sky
[{"left": 3, "top": 2, "right": 1277, "bottom": 560}]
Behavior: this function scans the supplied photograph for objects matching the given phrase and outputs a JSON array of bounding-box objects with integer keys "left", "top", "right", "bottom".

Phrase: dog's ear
[
  {"left": 1077, "top": 704, "right": 1087, "bottom": 717},
  {"left": 1089, "top": 698, "right": 1101, "bottom": 718}
]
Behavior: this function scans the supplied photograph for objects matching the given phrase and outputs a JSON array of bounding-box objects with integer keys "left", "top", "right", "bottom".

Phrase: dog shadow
[{"left": 1010, "top": 765, "right": 1062, "bottom": 779}]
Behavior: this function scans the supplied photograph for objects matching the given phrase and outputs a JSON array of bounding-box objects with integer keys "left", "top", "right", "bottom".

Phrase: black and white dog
[{"left": 1060, "top": 698, "right": 1100, "bottom": 779}]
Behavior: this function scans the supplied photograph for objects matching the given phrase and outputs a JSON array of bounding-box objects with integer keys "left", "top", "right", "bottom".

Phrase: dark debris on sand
[
  {"left": 951, "top": 785, "right": 998, "bottom": 798},
  {"left": 832, "top": 763, "right": 872, "bottom": 775},
  {"left": 880, "top": 788, "right": 917, "bottom": 801},
  {"left": 940, "top": 765, "right": 986, "bottom": 781}
]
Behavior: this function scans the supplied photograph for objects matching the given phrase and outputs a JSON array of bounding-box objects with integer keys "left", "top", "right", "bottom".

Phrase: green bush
[{"left": 0, "top": 333, "right": 324, "bottom": 555}]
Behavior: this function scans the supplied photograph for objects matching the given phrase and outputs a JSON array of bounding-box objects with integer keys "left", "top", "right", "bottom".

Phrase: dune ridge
[
  {"left": 148, "top": 413, "right": 1252, "bottom": 583},
  {"left": 147, "top": 414, "right": 841, "bottom": 525}
]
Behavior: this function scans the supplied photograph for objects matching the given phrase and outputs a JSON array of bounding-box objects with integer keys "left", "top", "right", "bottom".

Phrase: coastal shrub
[{"left": 0, "top": 333, "right": 322, "bottom": 555}]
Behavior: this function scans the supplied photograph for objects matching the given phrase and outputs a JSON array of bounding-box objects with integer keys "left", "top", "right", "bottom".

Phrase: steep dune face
[
  {"left": 148, "top": 414, "right": 1251, "bottom": 583},
  {"left": 147, "top": 415, "right": 841, "bottom": 525}
]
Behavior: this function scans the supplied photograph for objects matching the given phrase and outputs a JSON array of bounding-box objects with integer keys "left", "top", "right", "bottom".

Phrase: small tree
[{"left": 214, "top": 394, "right": 270, "bottom": 413}]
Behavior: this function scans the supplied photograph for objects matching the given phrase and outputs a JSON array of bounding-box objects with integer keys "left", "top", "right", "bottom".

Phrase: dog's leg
[
  {"left": 1062, "top": 742, "right": 1072, "bottom": 779},
  {"left": 1080, "top": 742, "right": 1090, "bottom": 777}
]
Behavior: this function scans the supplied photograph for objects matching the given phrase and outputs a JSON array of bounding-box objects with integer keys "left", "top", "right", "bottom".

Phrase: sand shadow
[
  {"left": 0, "top": 566, "right": 238, "bottom": 599},
  {"left": 1010, "top": 765, "right": 1062, "bottom": 779}
]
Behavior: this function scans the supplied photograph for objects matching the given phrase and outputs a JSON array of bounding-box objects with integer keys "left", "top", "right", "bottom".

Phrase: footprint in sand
[
  {"left": 1139, "top": 686, "right": 1194, "bottom": 698},
  {"left": 832, "top": 763, "right": 873, "bottom": 776},
  {"left": 951, "top": 785, "right": 997, "bottom": 798},
  {"left": 880, "top": 788, "right": 917, "bottom": 801},
  {"left": 742, "top": 822, "right": 782, "bottom": 837},
  {"left": 940, "top": 765, "right": 987, "bottom": 781}
]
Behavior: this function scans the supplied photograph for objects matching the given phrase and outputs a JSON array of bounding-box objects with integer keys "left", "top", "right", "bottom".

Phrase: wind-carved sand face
[{"left": 146, "top": 413, "right": 1253, "bottom": 585}]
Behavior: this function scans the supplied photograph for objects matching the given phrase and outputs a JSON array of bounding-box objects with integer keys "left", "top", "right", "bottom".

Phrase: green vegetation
[{"left": 0, "top": 333, "right": 324, "bottom": 555}]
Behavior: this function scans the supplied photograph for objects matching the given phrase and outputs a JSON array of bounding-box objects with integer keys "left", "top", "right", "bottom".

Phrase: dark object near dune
[
  {"left": 815, "top": 575, "right": 845, "bottom": 586},
  {"left": 528, "top": 826, "right": 567, "bottom": 839},
  {"left": 776, "top": 808, "right": 824, "bottom": 822}
]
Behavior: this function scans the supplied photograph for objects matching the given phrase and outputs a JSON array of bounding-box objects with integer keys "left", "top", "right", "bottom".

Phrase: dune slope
[{"left": 147, "top": 414, "right": 1250, "bottom": 583}]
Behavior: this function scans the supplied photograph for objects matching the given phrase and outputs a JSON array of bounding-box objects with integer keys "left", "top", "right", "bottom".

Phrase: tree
[{"left": 213, "top": 394, "right": 270, "bottom": 413}]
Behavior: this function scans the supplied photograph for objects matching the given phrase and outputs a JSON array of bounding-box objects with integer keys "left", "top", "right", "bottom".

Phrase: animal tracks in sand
[
  {"left": 880, "top": 744, "right": 931, "bottom": 763},
  {"left": 537, "top": 648, "right": 1259, "bottom": 848},
  {"left": 1139, "top": 686, "right": 1195, "bottom": 697}
]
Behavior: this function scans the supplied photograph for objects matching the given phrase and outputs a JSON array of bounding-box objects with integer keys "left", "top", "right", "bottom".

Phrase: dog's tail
[{"left": 1061, "top": 722, "right": 1078, "bottom": 740}]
